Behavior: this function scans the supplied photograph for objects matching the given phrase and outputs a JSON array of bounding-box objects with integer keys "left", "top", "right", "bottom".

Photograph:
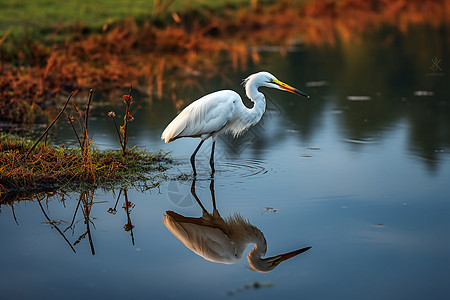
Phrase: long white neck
[
  {"left": 248, "top": 237, "right": 267, "bottom": 259},
  {"left": 237, "top": 218, "right": 267, "bottom": 257},
  {"left": 226, "top": 74, "right": 268, "bottom": 138},
  {"left": 246, "top": 233, "right": 269, "bottom": 270},
  {"left": 243, "top": 80, "right": 266, "bottom": 127},
  {"left": 236, "top": 218, "right": 275, "bottom": 273},
  {"left": 227, "top": 214, "right": 267, "bottom": 259}
]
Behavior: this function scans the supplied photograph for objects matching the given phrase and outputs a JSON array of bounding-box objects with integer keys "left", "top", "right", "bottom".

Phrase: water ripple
[
  {"left": 220, "top": 159, "right": 271, "bottom": 179},
  {"left": 166, "top": 158, "right": 272, "bottom": 181}
]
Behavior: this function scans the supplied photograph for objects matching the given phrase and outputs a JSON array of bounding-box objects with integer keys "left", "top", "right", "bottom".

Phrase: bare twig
[
  {"left": 80, "top": 191, "right": 95, "bottom": 255},
  {"left": 112, "top": 116, "right": 123, "bottom": 146},
  {"left": 11, "top": 205, "right": 19, "bottom": 226},
  {"left": 38, "top": 200, "right": 76, "bottom": 253},
  {"left": 66, "top": 115, "right": 83, "bottom": 148},
  {"left": 64, "top": 194, "right": 82, "bottom": 233},
  {"left": 107, "top": 189, "right": 122, "bottom": 215},
  {"left": 26, "top": 91, "right": 75, "bottom": 158},
  {"left": 83, "top": 89, "right": 93, "bottom": 146}
]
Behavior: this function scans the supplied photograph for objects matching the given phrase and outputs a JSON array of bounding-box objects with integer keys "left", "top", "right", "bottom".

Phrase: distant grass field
[{"left": 0, "top": 0, "right": 256, "bottom": 38}]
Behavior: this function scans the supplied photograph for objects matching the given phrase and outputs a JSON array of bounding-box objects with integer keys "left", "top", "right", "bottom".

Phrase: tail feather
[
  {"left": 161, "top": 109, "right": 189, "bottom": 143},
  {"left": 161, "top": 128, "right": 171, "bottom": 143}
]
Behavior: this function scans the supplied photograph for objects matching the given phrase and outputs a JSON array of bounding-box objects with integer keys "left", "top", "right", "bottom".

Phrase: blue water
[{"left": 1, "top": 25, "right": 450, "bottom": 299}]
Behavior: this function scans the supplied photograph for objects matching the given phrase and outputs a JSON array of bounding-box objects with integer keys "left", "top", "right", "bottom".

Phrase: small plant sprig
[
  {"left": 67, "top": 89, "right": 96, "bottom": 180},
  {"left": 22, "top": 89, "right": 97, "bottom": 184},
  {"left": 109, "top": 85, "right": 134, "bottom": 158}
]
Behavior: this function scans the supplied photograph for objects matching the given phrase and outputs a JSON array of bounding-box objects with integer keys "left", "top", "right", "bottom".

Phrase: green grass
[
  {"left": 0, "top": 0, "right": 153, "bottom": 32},
  {"left": 0, "top": 0, "right": 261, "bottom": 38}
]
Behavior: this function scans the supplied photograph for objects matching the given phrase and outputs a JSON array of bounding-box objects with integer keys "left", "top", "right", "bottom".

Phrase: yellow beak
[
  {"left": 271, "top": 78, "right": 310, "bottom": 98},
  {"left": 271, "top": 246, "right": 312, "bottom": 266}
]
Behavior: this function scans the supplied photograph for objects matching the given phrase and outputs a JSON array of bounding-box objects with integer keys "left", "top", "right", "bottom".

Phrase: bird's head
[
  {"left": 244, "top": 71, "right": 310, "bottom": 98},
  {"left": 246, "top": 246, "right": 311, "bottom": 273}
]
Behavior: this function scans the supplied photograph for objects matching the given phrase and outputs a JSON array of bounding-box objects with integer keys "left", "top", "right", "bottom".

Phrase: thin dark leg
[
  {"left": 191, "top": 140, "right": 204, "bottom": 176},
  {"left": 209, "top": 141, "right": 216, "bottom": 174},
  {"left": 190, "top": 178, "right": 208, "bottom": 213},
  {"left": 209, "top": 177, "right": 217, "bottom": 211}
]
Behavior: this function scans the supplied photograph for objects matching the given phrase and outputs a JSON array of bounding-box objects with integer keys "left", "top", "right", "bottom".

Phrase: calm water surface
[{"left": 1, "top": 26, "right": 450, "bottom": 299}]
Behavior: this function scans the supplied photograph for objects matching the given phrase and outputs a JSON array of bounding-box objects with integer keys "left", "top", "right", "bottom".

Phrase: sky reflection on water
[{"left": 1, "top": 25, "right": 450, "bottom": 299}]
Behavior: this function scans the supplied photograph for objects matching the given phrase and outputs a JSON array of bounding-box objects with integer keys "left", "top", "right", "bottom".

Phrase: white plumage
[
  {"left": 163, "top": 178, "right": 311, "bottom": 272},
  {"left": 161, "top": 90, "right": 239, "bottom": 142},
  {"left": 161, "top": 71, "right": 309, "bottom": 175}
]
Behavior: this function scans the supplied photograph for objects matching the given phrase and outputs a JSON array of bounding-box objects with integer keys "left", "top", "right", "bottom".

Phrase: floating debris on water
[
  {"left": 345, "top": 138, "right": 375, "bottom": 144},
  {"left": 262, "top": 207, "right": 278, "bottom": 215},
  {"left": 347, "top": 96, "right": 371, "bottom": 101},
  {"left": 414, "top": 91, "right": 434, "bottom": 96},
  {"left": 42, "top": 219, "right": 67, "bottom": 226}
]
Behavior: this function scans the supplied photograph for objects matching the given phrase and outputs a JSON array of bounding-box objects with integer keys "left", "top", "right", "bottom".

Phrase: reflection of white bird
[
  {"left": 161, "top": 71, "right": 309, "bottom": 175},
  {"left": 163, "top": 179, "right": 311, "bottom": 272}
]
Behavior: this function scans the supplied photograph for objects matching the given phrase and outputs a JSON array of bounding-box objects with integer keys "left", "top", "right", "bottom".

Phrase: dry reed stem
[
  {"left": 121, "top": 86, "right": 133, "bottom": 157},
  {"left": 67, "top": 115, "right": 83, "bottom": 148},
  {"left": 83, "top": 89, "right": 93, "bottom": 146},
  {"left": 38, "top": 199, "right": 76, "bottom": 253},
  {"left": 26, "top": 91, "right": 75, "bottom": 158}
]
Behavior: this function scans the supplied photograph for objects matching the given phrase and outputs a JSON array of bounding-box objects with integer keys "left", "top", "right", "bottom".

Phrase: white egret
[
  {"left": 163, "top": 179, "right": 311, "bottom": 272},
  {"left": 161, "top": 71, "right": 309, "bottom": 175}
]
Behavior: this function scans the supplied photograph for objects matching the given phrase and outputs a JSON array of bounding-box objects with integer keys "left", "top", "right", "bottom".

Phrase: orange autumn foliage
[{"left": 0, "top": 0, "right": 449, "bottom": 124}]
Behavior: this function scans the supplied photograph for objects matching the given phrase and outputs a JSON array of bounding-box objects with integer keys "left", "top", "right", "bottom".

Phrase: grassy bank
[
  {"left": 0, "top": 134, "right": 171, "bottom": 197},
  {"left": 0, "top": 87, "right": 172, "bottom": 200}
]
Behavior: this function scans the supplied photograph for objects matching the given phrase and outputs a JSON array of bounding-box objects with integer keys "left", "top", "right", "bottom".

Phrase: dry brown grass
[
  {"left": 0, "top": 0, "right": 449, "bottom": 124},
  {"left": 0, "top": 134, "right": 170, "bottom": 199}
]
